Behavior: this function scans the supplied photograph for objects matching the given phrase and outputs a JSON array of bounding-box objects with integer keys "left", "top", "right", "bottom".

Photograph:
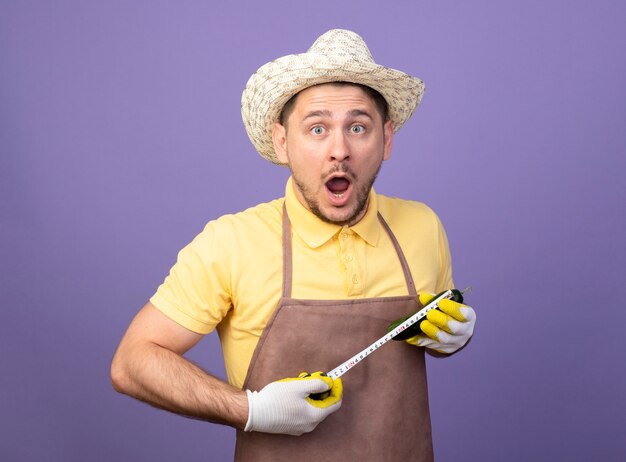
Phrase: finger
[
  {"left": 410, "top": 334, "right": 462, "bottom": 354},
  {"left": 419, "top": 319, "right": 441, "bottom": 341},
  {"left": 460, "top": 305, "right": 476, "bottom": 323},
  {"left": 448, "top": 309, "right": 475, "bottom": 340},
  {"left": 447, "top": 316, "right": 475, "bottom": 336},
  {"left": 306, "top": 378, "right": 342, "bottom": 409},
  {"left": 405, "top": 334, "right": 425, "bottom": 347},
  {"left": 307, "top": 372, "right": 334, "bottom": 392},
  {"left": 421, "top": 320, "right": 462, "bottom": 345},
  {"left": 438, "top": 299, "right": 468, "bottom": 322},
  {"left": 280, "top": 374, "right": 332, "bottom": 394},
  {"left": 303, "top": 377, "right": 333, "bottom": 393},
  {"left": 425, "top": 309, "right": 455, "bottom": 333},
  {"left": 431, "top": 328, "right": 454, "bottom": 345},
  {"left": 328, "top": 377, "right": 342, "bottom": 401},
  {"left": 418, "top": 292, "right": 435, "bottom": 306},
  {"left": 406, "top": 334, "right": 439, "bottom": 350}
]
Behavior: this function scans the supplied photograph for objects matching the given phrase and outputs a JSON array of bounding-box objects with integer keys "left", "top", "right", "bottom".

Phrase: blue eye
[
  {"left": 351, "top": 125, "right": 365, "bottom": 134},
  {"left": 312, "top": 126, "right": 325, "bottom": 135}
]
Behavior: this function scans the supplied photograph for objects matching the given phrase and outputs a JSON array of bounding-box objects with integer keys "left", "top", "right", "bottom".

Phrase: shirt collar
[{"left": 284, "top": 176, "right": 381, "bottom": 248}]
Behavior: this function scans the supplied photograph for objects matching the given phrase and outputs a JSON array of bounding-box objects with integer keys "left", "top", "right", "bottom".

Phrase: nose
[{"left": 329, "top": 131, "right": 350, "bottom": 162}]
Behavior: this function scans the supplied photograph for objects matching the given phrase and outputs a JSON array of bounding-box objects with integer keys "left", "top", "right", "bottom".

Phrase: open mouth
[{"left": 325, "top": 176, "right": 351, "bottom": 198}]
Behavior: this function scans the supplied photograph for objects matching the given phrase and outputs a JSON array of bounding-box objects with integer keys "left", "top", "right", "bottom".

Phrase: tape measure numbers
[
  {"left": 307, "top": 288, "right": 466, "bottom": 400},
  {"left": 327, "top": 288, "right": 465, "bottom": 379}
]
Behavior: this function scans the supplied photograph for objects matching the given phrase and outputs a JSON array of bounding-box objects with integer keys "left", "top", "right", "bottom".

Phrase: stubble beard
[{"left": 290, "top": 161, "right": 383, "bottom": 227}]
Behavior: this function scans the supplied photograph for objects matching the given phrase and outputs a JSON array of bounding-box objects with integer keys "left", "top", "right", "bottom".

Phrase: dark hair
[{"left": 278, "top": 82, "right": 389, "bottom": 127}]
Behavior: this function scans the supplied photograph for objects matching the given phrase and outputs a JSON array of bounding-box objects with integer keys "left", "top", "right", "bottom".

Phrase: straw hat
[{"left": 241, "top": 29, "right": 426, "bottom": 165}]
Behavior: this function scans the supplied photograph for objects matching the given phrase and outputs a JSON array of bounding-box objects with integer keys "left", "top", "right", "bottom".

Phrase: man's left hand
[{"left": 406, "top": 293, "right": 476, "bottom": 354}]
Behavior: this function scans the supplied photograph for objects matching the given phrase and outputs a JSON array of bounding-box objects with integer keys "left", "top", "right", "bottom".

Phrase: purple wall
[{"left": 2, "top": 1, "right": 625, "bottom": 460}]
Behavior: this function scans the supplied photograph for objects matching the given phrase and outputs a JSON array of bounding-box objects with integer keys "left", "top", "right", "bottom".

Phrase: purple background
[{"left": 2, "top": 1, "right": 625, "bottom": 460}]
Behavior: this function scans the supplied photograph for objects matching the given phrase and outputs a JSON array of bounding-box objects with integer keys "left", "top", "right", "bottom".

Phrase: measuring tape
[{"left": 326, "top": 290, "right": 455, "bottom": 379}]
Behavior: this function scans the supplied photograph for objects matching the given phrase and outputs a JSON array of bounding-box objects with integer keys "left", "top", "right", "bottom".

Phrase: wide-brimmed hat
[{"left": 241, "top": 29, "right": 426, "bottom": 165}]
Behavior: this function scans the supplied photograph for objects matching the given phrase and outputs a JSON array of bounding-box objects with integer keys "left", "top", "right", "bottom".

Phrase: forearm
[{"left": 111, "top": 341, "right": 248, "bottom": 429}]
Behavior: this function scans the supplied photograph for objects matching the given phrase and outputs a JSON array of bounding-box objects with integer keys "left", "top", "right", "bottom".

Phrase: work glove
[
  {"left": 245, "top": 371, "right": 343, "bottom": 436},
  {"left": 406, "top": 292, "right": 476, "bottom": 354}
]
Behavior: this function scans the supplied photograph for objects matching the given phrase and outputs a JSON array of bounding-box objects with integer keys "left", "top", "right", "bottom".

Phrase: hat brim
[{"left": 242, "top": 50, "right": 425, "bottom": 165}]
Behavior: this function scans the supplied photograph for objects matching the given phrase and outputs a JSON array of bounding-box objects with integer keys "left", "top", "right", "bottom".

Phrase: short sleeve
[{"left": 150, "top": 220, "right": 233, "bottom": 335}]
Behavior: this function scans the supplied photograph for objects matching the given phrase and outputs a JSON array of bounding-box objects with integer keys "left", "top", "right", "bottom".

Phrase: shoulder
[
  {"left": 376, "top": 195, "right": 453, "bottom": 290},
  {"left": 178, "top": 198, "right": 284, "bottom": 267},
  {"left": 376, "top": 195, "right": 448, "bottom": 249},
  {"left": 199, "top": 198, "right": 284, "bottom": 236},
  {"left": 184, "top": 198, "right": 284, "bottom": 256},
  {"left": 377, "top": 195, "right": 442, "bottom": 229}
]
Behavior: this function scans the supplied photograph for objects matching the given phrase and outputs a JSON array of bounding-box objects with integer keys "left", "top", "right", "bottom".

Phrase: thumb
[
  {"left": 418, "top": 292, "right": 435, "bottom": 306},
  {"left": 299, "top": 376, "right": 333, "bottom": 395},
  {"left": 281, "top": 373, "right": 332, "bottom": 395}
]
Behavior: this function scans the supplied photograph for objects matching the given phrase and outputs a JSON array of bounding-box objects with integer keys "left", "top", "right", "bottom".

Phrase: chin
[{"left": 322, "top": 206, "right": 360, "bottom": 226}]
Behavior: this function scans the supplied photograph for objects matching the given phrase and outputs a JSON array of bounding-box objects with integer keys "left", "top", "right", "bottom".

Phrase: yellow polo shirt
[{"left": 151, "top": 177, "right": 454, "bottom": 388}]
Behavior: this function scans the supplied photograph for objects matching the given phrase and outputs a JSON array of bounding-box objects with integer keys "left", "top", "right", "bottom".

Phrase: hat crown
[
  {"left": 242, "top": 29, "right": 424, "bottom": 164},
  {"left": 308, "top": 29, "right": 374, "bottom": 63}
]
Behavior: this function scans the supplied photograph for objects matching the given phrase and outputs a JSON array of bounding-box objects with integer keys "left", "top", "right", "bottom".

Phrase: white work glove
[
  {"left": 407, "top": 293, "right": 477, "bottom": 354},
  {"left": 245, "top": 371, "right": 343, "bottom": 436}
]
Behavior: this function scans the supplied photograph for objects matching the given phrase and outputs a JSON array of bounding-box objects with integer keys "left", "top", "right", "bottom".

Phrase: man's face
[{"left": 273, "top": 84, "right": 394, "bottom": 226}]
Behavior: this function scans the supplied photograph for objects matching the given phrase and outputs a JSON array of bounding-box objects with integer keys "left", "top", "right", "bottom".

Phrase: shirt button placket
[{"left": 340, "top": 228, "right": 361, "bottom": 295}]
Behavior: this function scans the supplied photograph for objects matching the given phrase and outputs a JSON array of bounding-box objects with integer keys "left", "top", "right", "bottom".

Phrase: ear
[
  {"left": 272, "top": 122, "right": 289, "bottom": 164},
  {"left": 382, "top": 120, "right": 394, "bottom": 161}
]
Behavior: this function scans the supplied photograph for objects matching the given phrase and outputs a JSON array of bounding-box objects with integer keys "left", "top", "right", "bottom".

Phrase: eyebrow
[
  {"left": 302, "top": 110, "right": 332, "bottom": 122},
  {"left": 301, "top": 109, "right": 375, "bottom": 122}
]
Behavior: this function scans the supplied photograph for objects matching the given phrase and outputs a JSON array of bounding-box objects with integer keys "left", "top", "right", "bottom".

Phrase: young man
[{"left": 111, "top": 29, "right": 476, "bottom": 461}]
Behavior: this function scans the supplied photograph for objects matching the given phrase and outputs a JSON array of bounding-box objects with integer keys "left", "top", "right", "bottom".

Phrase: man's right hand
[{"left": 244, "top": 371, "right": 343, "bottom": 436}]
